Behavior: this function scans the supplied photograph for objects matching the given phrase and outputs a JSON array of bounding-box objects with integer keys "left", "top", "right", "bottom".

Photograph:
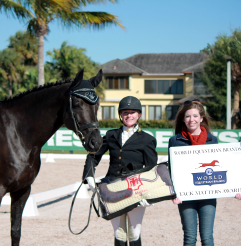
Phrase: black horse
[{"left": 0, "top": 69, "right": 103, "bottom": 246}]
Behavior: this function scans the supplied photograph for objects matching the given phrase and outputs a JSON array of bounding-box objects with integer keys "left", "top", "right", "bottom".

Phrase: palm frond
[
  {"left": 67, "top": 0, "right": 119, "bottom": 6},
  {"left": 0, "top": 0, "right": 33, "bottom": 20},
  {"left": 58, "top": 11, "right": 124, "bottom": 29}
]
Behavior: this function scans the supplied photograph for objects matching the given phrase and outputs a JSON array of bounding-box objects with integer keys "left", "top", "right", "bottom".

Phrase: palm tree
[{"left": 0, "top": 0, "right": 124, "bottom": 85}]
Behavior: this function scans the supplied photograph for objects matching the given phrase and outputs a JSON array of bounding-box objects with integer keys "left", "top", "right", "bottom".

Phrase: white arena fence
[{"left": 1, "top": 154, "right": 168, "bottom": 217}]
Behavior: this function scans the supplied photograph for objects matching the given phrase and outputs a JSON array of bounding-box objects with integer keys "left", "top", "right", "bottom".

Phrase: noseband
[{"left": 69, "top": 89, "right": 99, "bottom": 145}]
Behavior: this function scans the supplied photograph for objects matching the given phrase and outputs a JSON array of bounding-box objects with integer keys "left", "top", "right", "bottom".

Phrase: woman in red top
[{"left": 168, "top": 100, "right": 218, "bottom": 246}]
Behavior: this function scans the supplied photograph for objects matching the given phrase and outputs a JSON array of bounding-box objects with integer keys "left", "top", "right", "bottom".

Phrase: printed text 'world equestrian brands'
[{"left": 173, "top": 147, "right": 241, "bottom": 156}]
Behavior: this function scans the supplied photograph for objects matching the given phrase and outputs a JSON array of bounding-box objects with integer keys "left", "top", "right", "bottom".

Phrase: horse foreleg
[{"left": 10, "top": 186, "right": 31, "bottom": 246}]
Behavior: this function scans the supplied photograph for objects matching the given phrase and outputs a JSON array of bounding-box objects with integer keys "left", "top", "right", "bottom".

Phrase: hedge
[{"left": 98, "top": 119, "right": 226, "bottom": 129}]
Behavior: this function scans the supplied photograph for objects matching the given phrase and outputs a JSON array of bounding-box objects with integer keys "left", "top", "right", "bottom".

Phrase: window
[
  {"left": 158, "top": 80, "right": 170, "bottom": 94},
  {"left": 102, "top": 106, "right": 114, "bottom": 120},
  {"left": 141, "top": 106, "right": 146, "bottom": 120},
  {"left": 166, "top": 106, "right": 179, "bottom": 120},
  {"left": 193, "top": 72, "right": 210, "bottom": 95},
  {"left": 106, "top": 77, "right": 129, "bottom": 89},
  {"left": 149, "top": 106, "right": 162, "bottom": 120},
  {"left": 145, "top": 80, "right": 183, "bottom": 94},
  {"left": 145, "top": 80, "right": 156, "bottom": 93}
]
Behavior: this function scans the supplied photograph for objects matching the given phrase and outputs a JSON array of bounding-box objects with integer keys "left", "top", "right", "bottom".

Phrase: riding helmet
[{"left": 118, "top": 96, "right": 142, "bottom": 114}]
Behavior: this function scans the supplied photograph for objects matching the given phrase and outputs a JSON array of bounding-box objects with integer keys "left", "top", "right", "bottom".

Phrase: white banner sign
[{"left": 170, "top": 142, "right": 241, "bottom": 201}]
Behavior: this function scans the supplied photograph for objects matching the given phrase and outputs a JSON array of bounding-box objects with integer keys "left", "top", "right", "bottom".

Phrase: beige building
[{"left": 99, "top": 53, "right": 208, "bottom": 120}]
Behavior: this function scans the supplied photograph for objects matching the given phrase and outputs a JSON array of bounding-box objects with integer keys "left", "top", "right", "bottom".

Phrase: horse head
[{"left": 64, "top": 69, "right": 103, "bottom": 153}]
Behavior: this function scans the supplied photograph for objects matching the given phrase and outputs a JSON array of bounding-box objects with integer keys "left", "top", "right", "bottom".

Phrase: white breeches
[{"left": 111, "top": 206, "right": 145, "bottom": 242}]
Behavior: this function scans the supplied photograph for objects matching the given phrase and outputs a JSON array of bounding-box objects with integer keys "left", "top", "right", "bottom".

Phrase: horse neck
[{"left": 3, "top": 83, "right": 71, "bottom": 147}]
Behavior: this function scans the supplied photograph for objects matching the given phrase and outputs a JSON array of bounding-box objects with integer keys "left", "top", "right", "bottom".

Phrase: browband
[{"left": 70, "top": 88, "right": 99, "bottom": 104}]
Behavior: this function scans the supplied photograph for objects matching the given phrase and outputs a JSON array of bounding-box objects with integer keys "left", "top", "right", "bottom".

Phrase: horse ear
[
  {"left": 89, "top": 69, "right": 102, "bottom": 88},
  {"left": 71, "top": 69, "right": 84, "bottom": 89}
]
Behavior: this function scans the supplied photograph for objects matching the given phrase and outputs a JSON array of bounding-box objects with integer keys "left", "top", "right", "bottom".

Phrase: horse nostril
[{"left": 90, "top": 138, "right": 96, "bottom": 148}]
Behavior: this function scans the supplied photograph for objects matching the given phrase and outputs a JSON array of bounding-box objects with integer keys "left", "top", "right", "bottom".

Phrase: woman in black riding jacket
[{"left": 82, "top": 96, "right": 158, "bottom": 246}]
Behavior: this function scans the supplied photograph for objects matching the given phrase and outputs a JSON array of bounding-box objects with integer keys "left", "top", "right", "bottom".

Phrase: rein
[
  {"left": 68, "top": 157, "right": 101, "bottom": 235},
  {"left": 67, "top": 83, "right": 101, "bottom": 234}
]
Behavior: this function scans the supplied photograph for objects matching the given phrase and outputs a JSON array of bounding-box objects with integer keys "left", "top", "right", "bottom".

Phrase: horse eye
[{"left": 72, "top": 99, "right": 81, "bottom": 108}]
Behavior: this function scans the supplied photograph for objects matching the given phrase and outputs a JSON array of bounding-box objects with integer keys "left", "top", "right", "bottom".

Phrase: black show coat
[{"left": 82, "top": 127, "right": 158, "bottom": 179}]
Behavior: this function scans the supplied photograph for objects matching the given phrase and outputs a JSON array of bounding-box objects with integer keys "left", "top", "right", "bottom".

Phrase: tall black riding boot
[
  {"left": 129, "top": 236, "right": 142, "bottom": 246},
  {"left": 115, "top": 238, "right": 127, "bottom": 246}
]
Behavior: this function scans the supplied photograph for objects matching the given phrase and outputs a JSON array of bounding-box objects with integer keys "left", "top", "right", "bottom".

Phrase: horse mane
[{"left": 0, "top": 78, "right": 72, "bottom": 103}]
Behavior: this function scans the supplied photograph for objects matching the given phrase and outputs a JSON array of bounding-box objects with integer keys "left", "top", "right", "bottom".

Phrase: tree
[
  {"left": 8, "top": 31, "right": 39, "bottom": 90},
  {"left": 0, "top": 31, "right": 39, "bottom": 97},
  {"left": 8, "top": 31, "right": 38, "bottom": 66},
  {"left": 0, "top": 0, "right": 124, "bottom": 86},
  {"left": 201, "top": 29, "right": 241, "bottom": 128},
  {"left": 0, "top": 48, "right": 25, "bottom": 97},
  {"left": 46, "top": 41, "right": 105, "bottom": 99}
]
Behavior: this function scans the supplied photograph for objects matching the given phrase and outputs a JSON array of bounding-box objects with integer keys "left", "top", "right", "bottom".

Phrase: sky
[{"left": 0, "top": 0, "right": 241, "bottom": 65}]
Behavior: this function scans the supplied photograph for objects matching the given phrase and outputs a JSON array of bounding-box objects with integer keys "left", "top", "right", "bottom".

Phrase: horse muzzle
[{"left": 83, "top": 128, "right": 103, "bottom": 153}]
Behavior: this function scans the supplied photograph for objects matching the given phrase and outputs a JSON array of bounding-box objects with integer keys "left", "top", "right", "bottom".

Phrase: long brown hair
[{"left": 174, "top": 101, "right": 211, "bottom": 135}]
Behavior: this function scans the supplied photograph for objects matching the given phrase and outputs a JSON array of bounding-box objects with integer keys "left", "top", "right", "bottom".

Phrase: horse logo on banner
[
  {"left": 192, "top": 159, "right": 227, "bottom": 186},
  {"left": 196, "top": 160, "right": 221, "bottom": 169}
]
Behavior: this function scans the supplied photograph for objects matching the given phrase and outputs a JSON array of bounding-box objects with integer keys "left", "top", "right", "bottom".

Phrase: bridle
[{"left": 68, "top": 88, "right": 99, "bottom": 146}]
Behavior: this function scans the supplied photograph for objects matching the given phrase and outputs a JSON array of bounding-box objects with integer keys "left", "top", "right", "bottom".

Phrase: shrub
[
  {"left": 98, "top": 119, "right": 225, "bottom": 129},
  {"left": 210, "top": 121, "right": 226, "bottom": 129},
  {"left": 98, "top": 119, "right": 175, "bottom": 129}
]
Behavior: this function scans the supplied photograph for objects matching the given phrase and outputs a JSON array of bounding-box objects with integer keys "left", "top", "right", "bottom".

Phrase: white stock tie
[{"left": 127, "top": 128, "right": 134, "bottom": 138}]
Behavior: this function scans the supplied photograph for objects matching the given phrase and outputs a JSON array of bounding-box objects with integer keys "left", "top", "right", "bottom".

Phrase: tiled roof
[
  {"left": 182, "top": 61, "right": 205, "bottom": 72},
  {"left": 102, "top": 53, "right": 206, "bottom": 75},
  {"left": 101, "top": 59, "right": 145, "bottom": 75}
]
